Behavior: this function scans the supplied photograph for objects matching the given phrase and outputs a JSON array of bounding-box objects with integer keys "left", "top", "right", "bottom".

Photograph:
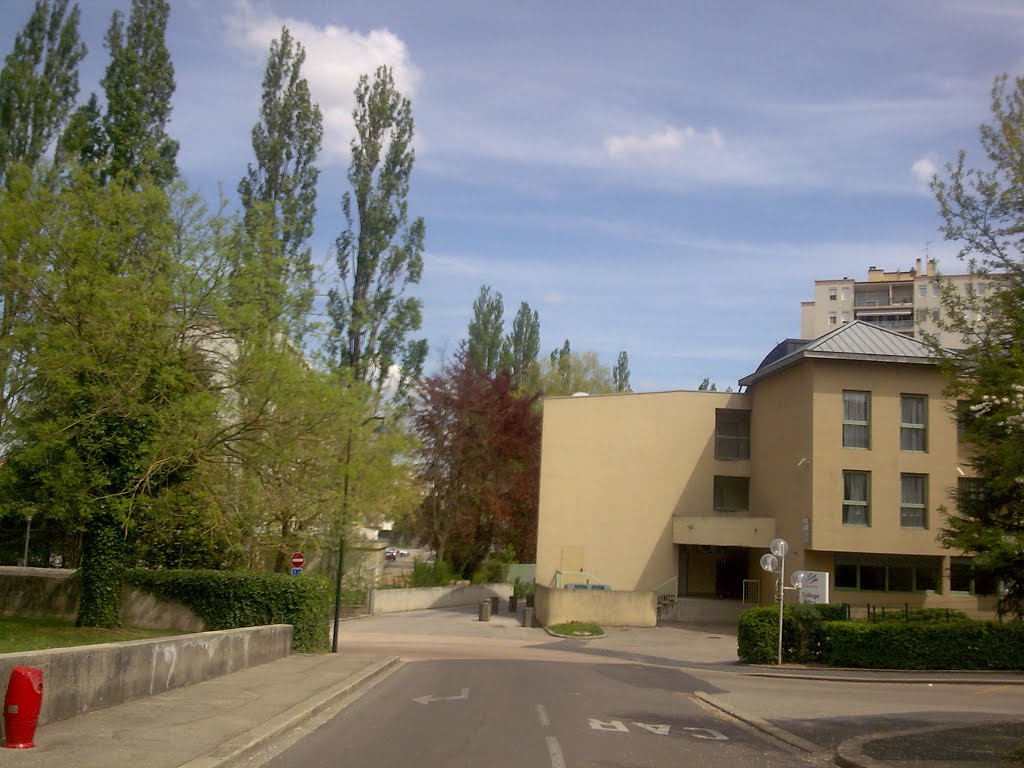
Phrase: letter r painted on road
[{"left": 588, "top": 719, "right": 628, "bottom": 732}]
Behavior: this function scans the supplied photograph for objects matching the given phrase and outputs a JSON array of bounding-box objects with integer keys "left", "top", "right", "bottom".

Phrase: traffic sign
[
  {"left": 290, "top": 567, "right": 303, "bottom": 576},
  {"left": 291, "top": 552, "right": 305, "bottom": 568}
]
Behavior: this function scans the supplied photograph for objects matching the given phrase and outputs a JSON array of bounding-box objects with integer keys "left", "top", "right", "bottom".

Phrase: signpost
[{"left": 290, "top": 552, "right": 304, "bottom": 576}]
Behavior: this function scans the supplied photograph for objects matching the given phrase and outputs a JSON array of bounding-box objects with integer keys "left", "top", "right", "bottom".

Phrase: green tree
[
  {"left": 328, "top": 65, "right": 426, "bottom": 397},
  {"left": 0, "top": 0, "right": 85, "bottom": 183},
  {"left": 930, "top": 73, "right": 1024, "bottom": 617},
  {"left": 236, "top": 26, "right": 322, "bottom": 341},
  {"left": 499, "top": 301, "right": 540, "bottom": 390},
  {"left": 467, "top": 284, "right": 504, "bottom": 374},
  {"left": 698, "top": 377, "right": 717, "bottom": 391},
  {"left": 540, "top": 340, "right": 616, "bottom": 396},
  {"left": 612, "top": 351, "right": 631, "bottom": 392},
  {"left": 55, "top": 92, "right": 106, "bottom": 175}
]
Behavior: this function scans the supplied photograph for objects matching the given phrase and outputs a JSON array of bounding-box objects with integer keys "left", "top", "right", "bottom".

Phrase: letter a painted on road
[
  {"left": 588, "top": 719, "right": 628, "bottom": 732},
  {"left": 633, "top": 722, "right": 670, "bottom": 735}
]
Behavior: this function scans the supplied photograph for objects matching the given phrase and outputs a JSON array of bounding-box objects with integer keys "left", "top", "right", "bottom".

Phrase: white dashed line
[
  {"left": 546, "top": 736, "right": 566, "bottom": 768},
  {"left": 536, "top": 704, "right": 551, "bottom": 728}
]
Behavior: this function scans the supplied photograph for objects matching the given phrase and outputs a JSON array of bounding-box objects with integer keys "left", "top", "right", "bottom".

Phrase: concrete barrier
[
  {"left": 0, "top": 625, "right": 292, "bottom": 727},
  {"left": 369, "top": 583, "right": 512, "bottom": 614},
  {"left": 534, "top": 583, "right": 656, "bottom": 627}
]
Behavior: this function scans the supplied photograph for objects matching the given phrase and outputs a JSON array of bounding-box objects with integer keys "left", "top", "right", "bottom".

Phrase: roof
[{"left": 739, "top": 321, "right": 936, "bottom": 387}]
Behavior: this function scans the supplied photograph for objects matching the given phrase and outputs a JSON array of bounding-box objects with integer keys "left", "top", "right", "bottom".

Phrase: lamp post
[{"left": 760, "top": 537, "right": 792, "bottom": 665}]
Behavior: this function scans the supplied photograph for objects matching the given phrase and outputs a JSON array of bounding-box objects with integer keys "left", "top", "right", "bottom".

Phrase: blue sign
[{"left": 290, "top": 567, "right": 303, "bottom": 576}]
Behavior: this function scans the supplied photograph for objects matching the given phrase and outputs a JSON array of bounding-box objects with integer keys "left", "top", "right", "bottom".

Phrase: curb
[
  {"left": 543, "top": 626, "right": 607, "bottom": 640},
  {"left": 177, "top": 656, "right": 401, "bottom": 768},
  {"left": 743, "top": 671, "right": 1024, "bottom": 686},
  {"left": 692, "top": 691, "right": 824, "bottom": 758},
  {"left": 833, "top": 719, "right": 1022, "bottom": 768}
]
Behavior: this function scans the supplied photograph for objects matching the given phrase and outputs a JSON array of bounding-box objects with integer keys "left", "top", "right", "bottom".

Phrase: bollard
[
  {"left": 479, "top": 600, "right": 491, "bottom": 622},
  {"left": 523, "top": 606, "right": 534, "bottom": 628},
  {"left": 509, "top": 595, "right": 519, "bottom": 612},
  {"left": 490, "top": 596, "right": 499, "bottom": 614},
  {"left": 4, "top": 666, "right": 43, "bottom": 749}
]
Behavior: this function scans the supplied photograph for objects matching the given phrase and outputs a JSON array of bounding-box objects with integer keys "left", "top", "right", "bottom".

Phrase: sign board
[
  {"left": 290, "top": 552, "right": 305, "bottom": 569},
  {"left": 290, "top": 567, "right": 303, "bottom": 576},
  {"left": 797, "top": 571, "right": 829, "bottom": 604}
]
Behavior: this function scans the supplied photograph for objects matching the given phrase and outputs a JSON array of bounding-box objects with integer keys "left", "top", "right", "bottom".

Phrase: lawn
[{"left": 0, "top": 615, "right": 187, "bottom": 653}]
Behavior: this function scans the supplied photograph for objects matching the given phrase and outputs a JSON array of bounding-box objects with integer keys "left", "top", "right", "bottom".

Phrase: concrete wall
[
  {"left": 369, "top": 583, "right": 512, "bottom": 614},
  {"left": 534, "top": 584, "right": 656, "bottom": 628},
  {"left": 0, "top": 567, "right": 203, "bottom": 631},
  {"left": 0, "top": 625, "right": 292, "bottom": 728}
]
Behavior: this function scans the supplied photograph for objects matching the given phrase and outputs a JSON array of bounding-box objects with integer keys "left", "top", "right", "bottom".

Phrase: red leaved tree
[{"left": 412, "top": 343, "right": 540, "bottom": 577}]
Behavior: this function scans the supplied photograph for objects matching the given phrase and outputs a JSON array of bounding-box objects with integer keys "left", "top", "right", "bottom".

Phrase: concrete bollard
[
  {"left": 522, "top": 607, "right": 534, "bottom": 628},
  {"left": 479, "top": 600, "right": 491, "bottom": 622},
  {"left": 490, "top": 596, "right": 499, "bottom": 614}
]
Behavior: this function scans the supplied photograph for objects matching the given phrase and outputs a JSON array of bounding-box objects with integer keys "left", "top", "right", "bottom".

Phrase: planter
[{"left": 525, "top": 593, "right": 534, "bottom": 608}]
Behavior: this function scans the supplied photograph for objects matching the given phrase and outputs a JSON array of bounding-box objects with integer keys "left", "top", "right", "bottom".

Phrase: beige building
[
  {"left": 536, "top": 321, "right": 996, "bottom": 618},
  {"left": 799, "top": 259, "right": 992, "bottom": 348}
]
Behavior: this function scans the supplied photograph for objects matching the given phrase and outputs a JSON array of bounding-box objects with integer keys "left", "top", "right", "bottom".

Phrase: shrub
[
  {"left": 406, "top": 559, "right": 457, "bottom": 587},
  {"left": 512, "top": 577, "right": 535, "bottom": 598},
  {"left": 738, "top": 603, "right": 848, "bottom": 664},
  {"left": 126, "top": 568, "right": 331, "bottom": 652},
  {"left": 866, "top": 607, "right": 971, "bottom": 622}
]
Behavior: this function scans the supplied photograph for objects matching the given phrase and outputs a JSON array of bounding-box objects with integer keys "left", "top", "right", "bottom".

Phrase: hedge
[
  {"left": 126, "top": 568, "right": 331, "bottom": 652},
  {"left": 738, "top": 603, "right": 1024, "bottom": 669}
]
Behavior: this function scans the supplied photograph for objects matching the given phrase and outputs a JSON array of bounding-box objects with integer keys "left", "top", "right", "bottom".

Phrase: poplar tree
[
  {"left": 613, "top": 351, "right": 631, "bottom": 392},
  {"left": 467, "top": 285, "right": 504, "bottom": 375},
  {"left": 0, "top": 0, "right": 85, "bottom": 183},
  {"left": 237, "top": 27, "right": 322, "bottom": 340},
  {"left": 328, "top": 65, "right": 426, "bottom": 397},
  {"left": 499, "top": 301, "right": 540, "bottom": 390}
]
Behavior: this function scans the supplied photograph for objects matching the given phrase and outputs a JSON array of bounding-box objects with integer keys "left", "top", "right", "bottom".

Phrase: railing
[
  {"left": 650, "top": 576, "right": 678, "bottom": 597},
  {"left": 551, "top": 569, "right": 608, "bottom": 589}
]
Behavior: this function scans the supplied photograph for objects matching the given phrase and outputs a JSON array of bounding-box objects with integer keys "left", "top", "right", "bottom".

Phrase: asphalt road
[{"left": 262, "top": 658, "right": 807, "bottom": 768}]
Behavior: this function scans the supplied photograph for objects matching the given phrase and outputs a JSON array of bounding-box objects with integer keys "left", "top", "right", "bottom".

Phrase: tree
[
  {"left": 412, "top": 344, "right": 540, "bottom": 575},
  {"left": 540, "top": 340, "right": 616, "bottom": 396},
  {"left": 499, "top": 301, "right": 540, "bottom": 390},
  {"left": 0, "top": 0, "right": 85, "bottom": 183},
  {"left": 613, "top": 351, "right": 631, "bottom": 392},
  {"left": 929, "top": 73, "right": 1024, "bottom": 617},
  {"left": 466, "top": 284, "right": 504, "bottom": 375},
  {"left": 236, "top": 27, "right": 322, "bottom": 341},
  {"left": 698, "top": 377, "right": 717, "bottom": 392},
  {"left": 328, "top": 65, "right": 426, "bottom": 398}
]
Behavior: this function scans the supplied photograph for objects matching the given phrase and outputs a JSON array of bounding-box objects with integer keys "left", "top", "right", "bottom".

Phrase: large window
[
  {"left": 900, "top": 474, "right": 927, "bottom": 528},
  {"left": 950, "top": 559, "right": 997, "bottom": 595},
  {"left": 900, "top": 395, "right": 927, "bottom": 451},
  {"left": 842, "top": 391, "right": 870, "bottom": 449},
  {"left": 715, "top": 409, "right": 750, "bottom": 460},
  {"left": 842, "top": 470, "right": 870, "bottom": 526},
  {"left": 713, "top": 476, "right": 750, "bottom": 512},
  {"left": 835, "top": 557, "right": 940, "bottom": 592}
]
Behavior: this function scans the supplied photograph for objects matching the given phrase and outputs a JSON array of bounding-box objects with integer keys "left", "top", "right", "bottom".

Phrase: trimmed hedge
[
  {"left": 738, "top": 603, "right": 1024, "bottom": 669},
  {"left": 126, "top": 568, "right": 331, "bottom": 652}
]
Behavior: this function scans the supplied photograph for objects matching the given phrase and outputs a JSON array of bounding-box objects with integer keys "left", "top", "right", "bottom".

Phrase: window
[
  {"left": 931, "top": 309, "right": 940, "bottom": 323},
  {"left": 713, "top": 476, "right": 750, "bottom": 511},
  {"left": 956, "top": 400, "right": 969, "bottom": 442},
  {"left": 834, "top": 557, "right": 941, "bottom": 592},
  {"left": 900, "top": 395, "right": 927, "bottom": 451},
  {"left": 931, "top": 283, "right": 940, "bottom": 297},
  {"left": 918, "top": 284, "right": 927, "bottom": 298},
  {"left": 957, "top": 476, "right": 985, "bottom": 513},
  {"left": 950, "top": 559, "right": 997, "bottom": 595},
  {"left": 828, "top": 312, "right": 838, "bottom": 325},
  {"left": 842, "top": 391, "right": 870, "bottom": 448},
  {"left": 715, "top": 409, "right": 750, "bottom": 460},
  {"left": 843, "top": 470, "right": 870, "bottom": 526},
  {"left": 841, "top": 311, "right": 851, "bottom": 324},
  {"left": 829, "top": 287, "right": 837, "bottom": 301},
  {"left": 840, "top": 286, "right": 850, "bottom": 301},
  {"left": 900, "top": 474, "right": 927, "bottom": 528}
]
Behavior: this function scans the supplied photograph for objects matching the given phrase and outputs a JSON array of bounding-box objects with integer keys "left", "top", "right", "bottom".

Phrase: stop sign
[{"left": 291, "top": 552, "right": 305, "bottom": 569}]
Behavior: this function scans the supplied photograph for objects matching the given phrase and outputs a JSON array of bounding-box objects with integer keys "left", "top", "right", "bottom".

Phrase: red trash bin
[{"left": 4, "top": 666, "right": 43, "bottom": 749}]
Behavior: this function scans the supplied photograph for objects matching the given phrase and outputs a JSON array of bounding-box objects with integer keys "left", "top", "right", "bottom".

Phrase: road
[{"left": 261, "top": 658, "right": 806, "bottom": 767}]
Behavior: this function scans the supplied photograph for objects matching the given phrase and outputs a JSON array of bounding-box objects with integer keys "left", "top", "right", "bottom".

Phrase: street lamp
[{"left": 760, "top": 537, "right": 793, "bottom": 665}]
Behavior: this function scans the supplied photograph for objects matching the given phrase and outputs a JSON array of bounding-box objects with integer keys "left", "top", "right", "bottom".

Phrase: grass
[
  {"left": 548, "top": 620, "right": 603, "bottom": 637},
  {"left": 0, "top": 615, "right": 187, "bottom": 653}
]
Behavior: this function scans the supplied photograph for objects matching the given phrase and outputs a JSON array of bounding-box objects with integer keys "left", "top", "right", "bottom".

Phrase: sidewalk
[{"left": 4, "top": 652, "right": 399, "bottom": 768}]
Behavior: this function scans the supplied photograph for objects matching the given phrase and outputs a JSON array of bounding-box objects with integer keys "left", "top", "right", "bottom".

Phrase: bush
[
  {"left": 822, "top": 620, "right": 1024, "bottom": 670},
  {"left": 405, "top": 559, "right": 457, "bottom": 587},
  {"left": 512, "top": 577, "right": 535, "bottom": 598},
  {"left": 866, "top": 607, "right": 971, "bottom": 622},
  {"left": 738, "top": 603, "right": 848, "bottom": 664},
  {"left": 126, "top": 568, "right": 331, "bottom": 652}
]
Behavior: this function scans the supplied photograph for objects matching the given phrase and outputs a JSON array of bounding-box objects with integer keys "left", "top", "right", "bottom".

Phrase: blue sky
[{"left": 4, "top": 1, "right": 1023, "bottom": 391}]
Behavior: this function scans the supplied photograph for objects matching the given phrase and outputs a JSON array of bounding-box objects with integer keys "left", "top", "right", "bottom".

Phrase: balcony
[
  {"left": 854, "top": 313, "right": 914, "bottom": 332},
  {"left": 673, "top": 515, "right": 775, "bottom": 548}
]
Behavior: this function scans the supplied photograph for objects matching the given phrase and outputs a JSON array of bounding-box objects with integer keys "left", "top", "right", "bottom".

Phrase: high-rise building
[{"left": 799, "top": 258, "right": 992, "bottom": 347}]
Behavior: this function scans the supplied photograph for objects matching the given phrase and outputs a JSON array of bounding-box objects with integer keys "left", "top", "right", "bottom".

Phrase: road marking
[
  {"left": 536, "top": 704, "right": 551, "bottom": 727},
  {"left": 633, "top": 722, "right": 670, "bottom": 735},
  {"left": 412, "top": 688, "right": 469, "bottom": 704},
  {"left": 683, "top": 727, "right": 728, "bottom": 741},
  {"left": 546, "top": 736, "right": 566, "bottom": 768},
  {"left": 589, "top": 719, "right": 629, "bottom": 732},
  {"left": 973, "top": 685, "right": 1012, "bottom": 696}
]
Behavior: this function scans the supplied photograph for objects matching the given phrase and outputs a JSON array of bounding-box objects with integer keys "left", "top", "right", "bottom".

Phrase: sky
[{"left": 4, "top": 0, "right": 1024, "bottom": 392}]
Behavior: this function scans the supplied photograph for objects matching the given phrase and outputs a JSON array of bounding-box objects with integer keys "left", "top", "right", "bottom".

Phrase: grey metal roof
[{"left": 739, "top": 321, "right": 935, "bottom": 386}]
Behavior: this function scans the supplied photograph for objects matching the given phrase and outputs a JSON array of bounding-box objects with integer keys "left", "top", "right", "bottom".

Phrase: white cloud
[
  {"left": 544, "top": 291, "right": 565, "bottom": 305},
  {"left": 604, "top": 125, "right": 724, "bottom": 160},
  {"left": 223, "top": 1, "right": 421, "bottom": 163},
  {"left": 911, "top": 154, "right": 939, "bottom": 188}
]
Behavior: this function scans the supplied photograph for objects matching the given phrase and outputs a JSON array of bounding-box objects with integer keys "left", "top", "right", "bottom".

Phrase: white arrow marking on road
[
  {"left": 683, "top": 727, "right": 728, "bottom": 741},
  {"left": 633, "top": 722, "right": 670, "bottom": 735},
  {"left": 412, "top": 688, "right": 469, "bottom": 705},
  {"left": 588, "top": 719, "right": 629, "bottom": 732}
]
